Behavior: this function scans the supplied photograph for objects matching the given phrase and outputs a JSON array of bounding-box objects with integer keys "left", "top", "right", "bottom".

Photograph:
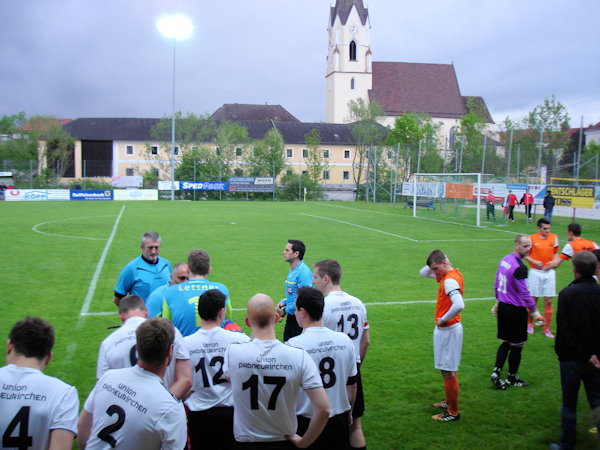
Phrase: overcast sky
[{"left": 2, "top": 0, "right": 599, "bottom": 129}]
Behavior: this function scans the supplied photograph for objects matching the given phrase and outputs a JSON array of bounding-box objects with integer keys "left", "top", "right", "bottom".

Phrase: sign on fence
[{"left": 228, "top": 177, "right": 274, "bottom": 193}]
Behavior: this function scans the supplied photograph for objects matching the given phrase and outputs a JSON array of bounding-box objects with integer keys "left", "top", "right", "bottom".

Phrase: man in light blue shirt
[
  {"left": 146, "top": 262, "right": 189, "bottom": 317},
  {"left": 113, "top": 232, "right": 171, "bottom": 306},
  {"left": 277, "top": 239, "right": 313, "bottom": 341}
]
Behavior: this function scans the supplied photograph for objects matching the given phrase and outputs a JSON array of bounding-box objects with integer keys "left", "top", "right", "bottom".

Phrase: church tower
[{"left": 325, "top": 0, "right": 372, "bottom": 123}]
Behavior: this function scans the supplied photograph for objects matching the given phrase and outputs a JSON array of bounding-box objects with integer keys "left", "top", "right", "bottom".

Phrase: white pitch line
[
  {"left": 32, "top": 215, "right": 115, "bottom": 240},
  {"left": 77, "top": 205, "right": 126, "bottom": 327},
  {"left": 299, "top": 213, "right": 418, "bottom": 242}
]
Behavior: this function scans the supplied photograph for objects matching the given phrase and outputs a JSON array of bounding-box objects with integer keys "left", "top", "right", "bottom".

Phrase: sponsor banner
[
  {"left": 158, "top": 181, "right": 180, "bottom": 191},
  {"left": 5, "top": 189, "right": 70, "bottom": 201},
  {"left": 473, "top": 183, "right": 506, "bottom": 203},
  {"left": 180, "top": 181, "right": 229, "bottom": 191},
  {"left": 446, "top": 183, "right": 473, "bottom": 200},
  {"left": 112, "top": 176, "right": 143, "bottom": 188},
  {"left": 228, "top": 177, "right": 274, "bottom": 193},
  {"left": 70, "top": 190, "right": 113, "bottom": 201},
  {"left": 547, "top": 185, "right": 595, "bottom": 208},
  {"left": 401, "top": 181, "right": 445, "bottom": 198},
  {"left": 113, "top": 189, "right": 158, "bottom": 201}
]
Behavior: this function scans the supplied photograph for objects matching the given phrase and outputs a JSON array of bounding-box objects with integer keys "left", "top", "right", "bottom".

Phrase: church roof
[
  {"left": 330, "top": 0, "right": 369, "bottom": 26},
  {"left": 211, "top": 103, "right": 299, "bottom": 122},
  {"left": 369, "top": 62, "right": 466, "bottom": 120}
]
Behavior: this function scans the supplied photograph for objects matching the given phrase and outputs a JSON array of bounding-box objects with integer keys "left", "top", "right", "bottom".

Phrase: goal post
[{"left": 405, "top": 173, "right": 483, "bottom": 227}]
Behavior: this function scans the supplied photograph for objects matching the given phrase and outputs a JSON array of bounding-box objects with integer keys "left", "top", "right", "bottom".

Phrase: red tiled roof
[
  {"left": 369, "top": 62, "right": 466, "bottom": 119},
  {"left": 587, "top": 121, "right": 600, "bottom": 131},
  {"left": 20, "top": 118, "right": 72, "bottom": 131},
  {"left": 210, "top": 103, "right": 299, "bottom": 122}
]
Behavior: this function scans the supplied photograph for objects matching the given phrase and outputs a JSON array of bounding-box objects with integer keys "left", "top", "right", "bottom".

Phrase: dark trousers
[
  {"left": 559, "top": 360, "right": 600, "bottom": 449},
  {"left": 188, "top": 407, "right": 234, "bottom": 450},
  {"left": 283, "top": 313, "right": 303, "bottom": 341},
  {"left": 508, "top": 205, "right": 515, "bottom": 220},
  {"left": 297, "top": 413, "right": 350, "bottom": 450}
]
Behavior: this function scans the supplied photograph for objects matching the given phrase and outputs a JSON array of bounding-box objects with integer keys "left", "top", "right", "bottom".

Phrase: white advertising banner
[
  {"left": 113, "top": 189, "right": 158, "bottom": 201},
  {"left": 5, "top": 189, "right": 70, "bottom": 201}
]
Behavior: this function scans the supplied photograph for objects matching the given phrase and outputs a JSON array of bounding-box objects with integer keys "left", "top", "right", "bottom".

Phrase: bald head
[{"left": 247, "top": 294, "right": 277, "bottom": 329}]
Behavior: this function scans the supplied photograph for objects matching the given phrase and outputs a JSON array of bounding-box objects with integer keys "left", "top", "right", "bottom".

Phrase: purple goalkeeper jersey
[{"left": 494, "top": 252, "right": 536, "bottom": 310}]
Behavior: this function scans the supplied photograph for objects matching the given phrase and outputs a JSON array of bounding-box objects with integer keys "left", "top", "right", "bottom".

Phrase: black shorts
[
  {"left": 352, "top": 363, "right": 364, "bottom": 419},
  {"left": 497, "top": 301, "right": 528, "bottom": 345},
  {"left": 297, "top": 413, "right": 349, "bottom": 450},
  {"left": 233, "top": 441, "right": 295, "bottom": 450},
  {"left": 188, "top": 406, "right": 234, "bottom": 450}
]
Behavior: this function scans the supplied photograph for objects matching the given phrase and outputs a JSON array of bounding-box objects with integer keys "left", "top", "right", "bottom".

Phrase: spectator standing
[{"left": 543, "top": 190, "right": 556, "bottom": 223}]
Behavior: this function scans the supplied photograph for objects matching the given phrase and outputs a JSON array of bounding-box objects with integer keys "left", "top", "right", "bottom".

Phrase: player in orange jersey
[
  {"left": 524, "top": 218, "right": 559, "bottom": 338},
  {"left": 546, "top": 222, "right": 599, "bottom": 270},
  {"left": 420, "top": 250, "right": 464, "bottom": 422}
]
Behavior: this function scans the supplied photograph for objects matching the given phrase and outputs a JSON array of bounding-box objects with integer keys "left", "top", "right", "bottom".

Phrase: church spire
[{"left": 330, "top": 0, "right": 369, "bottom": 26}]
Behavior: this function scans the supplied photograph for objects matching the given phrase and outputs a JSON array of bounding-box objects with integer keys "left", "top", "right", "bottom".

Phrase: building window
[
  {"left": 350, "top": 78, "right": 355, "bottom": 90},
  {"left": 322, "top": 149, "right": 330, "bottom": 158},
  {"left": 344, "top": 149, "right": 351, "bottom": 159},
  {"left": 349, "top": 41, "right": 357, "bottom": 61},
  {"left": 287, "top": 169, "right": 293, "bottom": 176},
  {"left": 234, "top": 168, "right": 244, "bottom": 176},
  {"left": 174, "top": 146, "right": 180, "bottom": 156},
  {"left": 343, "top": 171, "right": 350, "bottom": 180},
  {"left": 151, "top": 168, "right": 159, "bottom": 177},
  {"left": 302, "top": 148, "right": 309, "bottom": 158},
  {"left": 387, "top": 149, "right": 394, "bottom": 160},
  {"left": 215, "top": 146, "right": 221, "bottom": 156},
  {"left": 323, "top": 170, "right": 330, "bottom": 180},
  {"left": 286, "top": 148, "right": 293, "bottom": 158},
  {"left": 126, "top": 168, "right": 134, "bottom": 176},
  {"left": 126, "top": 145, "right": 134, "bottom": 155},
  {"left": 151, "top": 145, "right": 159, "bottom": 155},
  {"left": 235, "top": 147, "right": 243, "bottom": 157},
  {"left": 302, "top": 170, "right": 308, "bottom": 175}
]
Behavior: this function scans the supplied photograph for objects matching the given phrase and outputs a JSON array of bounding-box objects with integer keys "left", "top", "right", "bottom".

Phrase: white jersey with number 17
[
  {"left": 0, "top": 364, "right": 79, "bottom": 450},
  {"left": 322, "top": 291, "right": 369, "bottom": 363}
]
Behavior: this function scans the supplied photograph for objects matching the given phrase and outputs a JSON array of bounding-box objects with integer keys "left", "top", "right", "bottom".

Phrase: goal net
[{"left": 402, "top": 173, "right": 484, "bottom": 227}]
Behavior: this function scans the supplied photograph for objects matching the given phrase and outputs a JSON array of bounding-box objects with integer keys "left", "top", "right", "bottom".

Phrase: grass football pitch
[{"left": 2, "top": 200, "right": 600, "bottom": 449}]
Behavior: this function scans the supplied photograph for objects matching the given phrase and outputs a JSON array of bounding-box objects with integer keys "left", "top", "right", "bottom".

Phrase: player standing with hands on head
[
  {"left": 0, "top": 317, "right": 79, "bottom": 450},
  {"left": 278, "top": 239, "right": 313, "bottom": 341},
  {"left": 491, "top": 235, "right": 544, "bottom": 389},
  {"left": 420, "top": 250, "right": 464, "bottom": 422}
]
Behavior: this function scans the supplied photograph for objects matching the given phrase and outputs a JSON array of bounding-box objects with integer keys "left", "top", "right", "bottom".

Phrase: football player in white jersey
[
  {"left": 185, "top": 289, "right": 250, "bottom": 449},
  {"left": 224, "top": 293, "right": 330, "bottom": 448},
  {"left": 288, "top": 286, "right": 357, "bottom": 450},
  {"left": 96, "top": 295, "right": 192, "bottom": 400},
  {"left": 78, "top": 317, "right": 187, "bottom": 450},
  {"left": 312, "top": 259, "right": 369, "bottom": 450},
  {"left": 0, "top": 317, "right": 79, "bottom": 450}
]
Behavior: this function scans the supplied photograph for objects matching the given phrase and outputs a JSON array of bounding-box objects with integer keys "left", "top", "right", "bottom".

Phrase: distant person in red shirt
[
  {"left": 520, "top": 191, "right": 534, "bottom": 219},
  {"left": 506, "top": 190, "right": 518, "bottom": 222}
]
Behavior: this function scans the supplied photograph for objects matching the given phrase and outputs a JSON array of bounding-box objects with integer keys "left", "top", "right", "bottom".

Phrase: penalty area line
[{"left": 77, "top": 205, "right": 126, "bottom": 328}]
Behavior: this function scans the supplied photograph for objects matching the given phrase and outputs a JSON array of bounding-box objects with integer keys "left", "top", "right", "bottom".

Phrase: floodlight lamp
[{"left": 157, "top": 14, "right": 193, "bottom": 40}]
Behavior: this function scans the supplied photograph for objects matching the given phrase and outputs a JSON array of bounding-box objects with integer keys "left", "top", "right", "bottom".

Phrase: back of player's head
[
  {"left": 9, "top": 317, "right": 54, "bottom": 360},
  {"left": 537, "top": 218, "right": 550, "bottom": 227},
  {"left": 426, "top": 249, "right": 446, "bottom": 266},
  {"left": 288, "top": 239, "right": 306, "bottom": 260},
  {"left": 141, "top": 231, "right": 160, "bottom": 245},
  {"left": 573, "top": 251, "right": 597, "bottom": 277},
  {"left": 247, "top": 294, "right": 275, "bottom": 328},
  {"left": 136, "top": 317, "right": 174, "bottom": 366},
  {"left": 198, "top": 289, "right": 226, "bottom": 321},
  {"left": 118, "top": 295, "right": 146, "bottom": 315},
  {"left": 314, "top": 259, "right": 342, "bottom": 284},
  {"left": 188, "top": 249, "right": 210, "bottom": 276},
  {"left": 592, "top": 249, "right": 600, "bottom": 265},
  {"left": 296, "top": 287, "right": 324, "bottom": 321},
  {"left": 568, "top": 222, "right": 582, "bottom": 236}
]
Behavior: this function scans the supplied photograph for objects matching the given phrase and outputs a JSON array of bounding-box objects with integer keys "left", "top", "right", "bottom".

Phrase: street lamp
[{"left": 157, "top": 14, "right": 193, "bottom": 201}]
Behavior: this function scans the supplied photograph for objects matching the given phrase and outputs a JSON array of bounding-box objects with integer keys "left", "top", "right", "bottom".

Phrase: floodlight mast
[{"left": 157, "top": 14, "right": 192, "bottom": 201}]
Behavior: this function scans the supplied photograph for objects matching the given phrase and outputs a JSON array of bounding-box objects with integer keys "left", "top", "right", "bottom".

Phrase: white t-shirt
[
  {"left": 322, "top": 291, "right": 369, "bottom": 363},
  {"left": 96, "top": 316, "right": 189, "bottom": 388},
  {"left": 184, "top": 327, "right": 250, "bottom": 411},
  {"left": 287, "top": 326, "right": 357, "bottom": 417},
  {"left": 0, "top": 364, "right": 79, "bottom": 450},
  {"left": 223, "top": 339, "right": 322, "bottom": 442},
  {"left": 83, "top": 365, "right": 186, "bottom": 450}
]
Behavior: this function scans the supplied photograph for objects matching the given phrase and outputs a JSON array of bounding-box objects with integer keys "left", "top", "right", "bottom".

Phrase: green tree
[
  {"left": 527, "top": 95, "right": 570, "bottom": 177},
  {"left": 346, "top": 98, "right": 387, "bottom": 198},
  {"left": 304, "top": 128, "right": 329, "bottom": 192},
  {"left": 384, "top": 112, "right": 442, "bottom": 180},
  {"left": 454, "top": 98, "right": 488, "bottom": 173},
  {"left": 578, "top": 141, "right": 600, "bottom": 180},
  {"left": 0, "top": 112, "right": 44, "bottom": 161},
  {"left": 246, "top": 129, "right": 285, "bottom": 178}
]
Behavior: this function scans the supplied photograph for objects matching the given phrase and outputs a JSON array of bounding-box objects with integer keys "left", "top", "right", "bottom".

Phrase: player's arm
[
  {"left": 286, "top": 386, "right": 330, "bottom": 448},
  {"left": 48, "top": 429, "right": 76, "bottom": 450},
  {"left": 169, "top": 358, "right": 193, "bottom": 400},
  {"left": 524, "top": 255, "right": 543, "bottom": 270},
  {"left": 77, "top": 409, "right": 93, "bottom": 450},
  {"left": 359, "top": 329, "right": 370, "bottom": 363},
  {"left": 346, "top": 375, "right": 357, "bottom": 424},
  {"left": 419, "top": 265, "right": 436, "bottom": 279}
]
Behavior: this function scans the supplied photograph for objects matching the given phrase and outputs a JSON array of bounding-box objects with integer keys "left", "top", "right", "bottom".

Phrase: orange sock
[
  {"left": 444, "top": 375, "right": 459, "bottom": 416},
  {"left": 544, "top": 304, "right": 553, "bottom": 330}
]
